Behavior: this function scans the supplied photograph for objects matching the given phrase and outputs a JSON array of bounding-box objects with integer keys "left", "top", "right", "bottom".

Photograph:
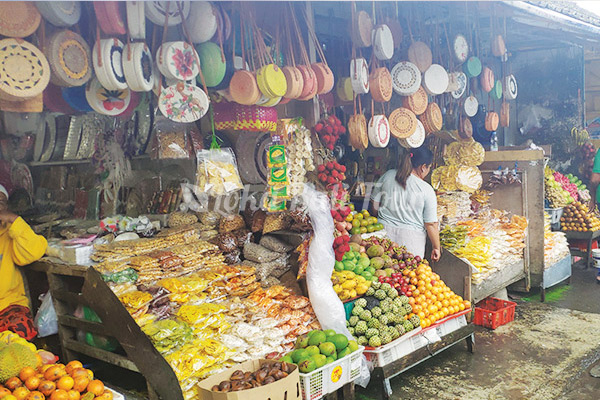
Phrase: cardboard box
[{"left": 197, "top": 359, "right": 301, "bottom": 400}]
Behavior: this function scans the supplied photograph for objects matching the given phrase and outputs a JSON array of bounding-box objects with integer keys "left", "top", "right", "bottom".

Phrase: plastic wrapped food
[
  {"left": 259, "top": 235, "right": 294, "bottom": 253},
  {"left": 102, "top": 268, "right": 138, "bottom": 284},
  {"left": 168, "top": 212, "right": 198, "bottom": 228},
  {"left": 224, "top": 249, "right": 241, "bottom": 265},
  {"left": 198, "top": 211, "right": 221, "bottom": 227},
  {"left": 196, "top": 148, "right": 243, "bottom": 196},
  {"left": 251, "top": 209, "right": 267, "bottom": 233},
  {"left": 219, "top": 214, "right": 245, "bottom": 233},
  {"left": 142, "top": 318, "right": 194, "bottom": 353},
  {"left": 157, "top": 130, "right": 190, "bottom": 159},
  {"left": 232, "top": 229, "right": 253, "bottom": 248},
  {"left": 198, "top": 229, "right": 218, "bottom": 241},
  {"left": 263, "top": 213, "right": 292, "bottom": 234},
  {"left": 217, "top": 232, "right": 238, "bottom": 253},
  {"left": 243, "top": 243, "right": 282, "bottom": 263}
]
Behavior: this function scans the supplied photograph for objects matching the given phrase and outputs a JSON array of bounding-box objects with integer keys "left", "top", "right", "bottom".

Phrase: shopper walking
[
  {"left": 0, "top": 184, "right": 47, "bottom": 339},
  {"left": 371, "top": 146, "right": 441, "bottom": 261}
]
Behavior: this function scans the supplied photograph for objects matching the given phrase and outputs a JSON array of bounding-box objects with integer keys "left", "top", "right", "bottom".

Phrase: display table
[{"left": 565, "top": 230, "right": 600, "bottom": 269}]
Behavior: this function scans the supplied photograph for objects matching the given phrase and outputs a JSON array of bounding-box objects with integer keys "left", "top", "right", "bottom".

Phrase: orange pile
[
  {"left": 0, "top": 361, "right": 112, "bottom": 400},
  {"left": 402, "top": 262, "right": 471, "bottom": 329}
]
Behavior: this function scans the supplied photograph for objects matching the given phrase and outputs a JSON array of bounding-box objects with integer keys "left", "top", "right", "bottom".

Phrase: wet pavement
[{"left": 356, "top": 265, "right": 600, "bottom": 400}]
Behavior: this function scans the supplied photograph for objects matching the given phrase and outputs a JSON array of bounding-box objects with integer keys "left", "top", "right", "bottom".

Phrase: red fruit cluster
[
  {"left": 315, "top": 115, "right": 346, "bottom": 151},
  {"left": 379, "top": 274, "right": 413, "bottom": 297},
  {"left": 333, "top": 235, "right": 350, "bottom": 261},
  {"left": 331, "top": 205, "right": 351, "bottom": 222},
  {"left": 317, "top": 162, "right": 347, "bottom": 186}
]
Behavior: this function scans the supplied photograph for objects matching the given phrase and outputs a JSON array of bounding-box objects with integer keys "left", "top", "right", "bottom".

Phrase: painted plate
[
  {"left": 391, "top": 61, "right": 421, "bottom": 96},
  {"left": 453, "top": 34, "right": 469, "bottom": 63},
  {"left": 123, "top": 42, "right": 154, "bottom": 92},
  {"left": 159, "top": 82, "right": 209, "bottom": 122},
  {"left": 157, "top": 41, "right": 199, "bottom": 81},
  {"left": 92, "top": 38, "right": 127, "bottom": 90},
  {"left": 85, "top": 77, "right": 131, "bottom": 116},
  {"left": 350, "top": 58, "right": 369, "bottom": 94}
]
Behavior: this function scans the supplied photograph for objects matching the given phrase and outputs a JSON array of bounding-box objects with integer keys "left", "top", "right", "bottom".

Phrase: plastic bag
[
  {"left": 217, "top": 232, "right": 238, "bottom": 253},
  {"left": 301, "top": 184, "right": 370, "bottom": 387},
  {"left": 223, "top": 249, "right": 241, "bottom": 264},
  {"left": 260, "top": 235, "right": 294, "bottom": 253},
  {"left": 243, "top": 242, "right": 281, "bottom": 263},
  {"left": 34, "top": 292, "right": 57, "bottom": 337},
  {"left": 219, "top": 214, "right": 245, "bottom": 233},
  {"left": 232, "top": 229, "right": 253, "bottom": 248},
  {"left": 196, "top": 148, "right": 243, "bottom": 196},
  {"left": 80, "top": 306, "right": 119, "bottom": 351}
]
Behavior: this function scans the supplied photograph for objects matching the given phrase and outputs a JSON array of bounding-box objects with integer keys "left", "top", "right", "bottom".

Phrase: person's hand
[
  {"left": 431, "top": 247, "right": 442, "bottom": 262},
  {"left": 0, "top": 210, "right": 18, "bottom": 225}
]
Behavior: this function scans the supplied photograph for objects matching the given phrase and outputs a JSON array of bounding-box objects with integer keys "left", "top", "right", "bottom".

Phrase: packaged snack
[
  {"left": 267, "top": 145, "right": 287, "bottom": 167},
  {"left": 217, "top": 232, "right": 238, "bottom": 253},
  {"left": 219, "top": 214, "right": 245, "bottom": 233},
  {"left": 223, "top": 249, "right": 241, "bottom": 265},
  {"left": 196, "top": 148, "right": 243, "bottom": 196},
  {"left": 232, "top": 229, "right": 253, "bottom": 248},
  {"left": 263, "top": 213, "right": 292, "bottom": 233},
  {"left": 243, "top": 242, "right": 282, "bottom": 263}
]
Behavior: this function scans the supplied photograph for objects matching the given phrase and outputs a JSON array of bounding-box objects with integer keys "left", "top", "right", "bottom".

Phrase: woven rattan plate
[
  {"left": 0, "top": 39, "right": 50, "bottom": 100},
  {"left": 389, "top": 107, "right": 418, "bottom": 139}
]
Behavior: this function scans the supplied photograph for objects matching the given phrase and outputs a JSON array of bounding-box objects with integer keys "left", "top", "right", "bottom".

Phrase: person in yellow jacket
[{"left": 0, "top": 184, "right": 47, "bottom": 340}]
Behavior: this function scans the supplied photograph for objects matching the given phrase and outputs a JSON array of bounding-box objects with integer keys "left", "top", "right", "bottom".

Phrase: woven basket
[
  {"left": 402, "top": 86, "right": 428, "bottom": 115},
  {"left": 46, "top": 29, "right": 92, "bottom": 87},
  {"left": 485, "top": 112, "right": 499, "bottom": 132},
  {"left": 349, "top": 113, "right": 368, "bottom": 150},
  {"left": 389, "top": 107, "right": 418, "bottom": 139},
  {"left": 370, "top": 67, "right": 392, "bottom": 102},
  {"left": 234, "top": 104, "right": 277, "bottom": 132},
  {"left": 0, "top": 39, "right": 50, "bottom": 101},
  {"left": 0, "top": 2, "right": 41, "bottom": 38},
  {"left": 408, "top": 41, "right": 432, "bottom": 73}
]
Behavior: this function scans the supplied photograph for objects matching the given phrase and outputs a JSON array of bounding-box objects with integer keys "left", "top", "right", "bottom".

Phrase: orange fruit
[
  {"left": 20, "top": 368, "right": 36, "bottom": 382},
  {"left": 55, "top": 378, "right": 73, "bottom": 392},
  {"left": 25, "top": 392, "right": 45, "bottom": 400},
  {"left": 12, "top": 387, "right": 29, "bottom": 400},
  {"left": 5, "top": 378, "right": 22, "bottom": 391},
  {"left": 64, "top": 362, "right": 82, "bottom": 376},
  {"left": 94, "top": 392, "right": 112, "bottom": 400},
  {"left": 85, "top": 381, "right": 104, "bottom": 397},
  {"left": 71, "top": 378, "right": 88, "bottom": 394},
  {"left": 39, "top": 366, "right": 53, "bottom": 374},
  {"left": 44, "top": 367, "right": 64, "bottom": 382},
  {"left": 38, "top": 381, "right": 56, "bottom": 397},
  {"left": 66, "top": 391, "right": 79, "bottom": 400},
  {"left": 0, "top": 388, "right": 11, "bottom": 397},
  {"left": 49, "top": 390, "right": 68, "bottom": 400},
  {"left": 24, "top": 377, "right": 41, "bottom": 391},
  {"left": 67, "top": 370, "right": 84, "bottom": 381}
]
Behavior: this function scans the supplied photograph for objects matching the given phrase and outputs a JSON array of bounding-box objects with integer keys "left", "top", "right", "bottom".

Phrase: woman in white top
[{"left": 371, "top": 146, "right": 441, "bottom": 261}]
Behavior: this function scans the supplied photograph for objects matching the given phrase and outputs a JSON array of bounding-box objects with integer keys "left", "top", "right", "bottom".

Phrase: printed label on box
[{"left": 331, "top": 366, "right": 343, "bottom": 383}]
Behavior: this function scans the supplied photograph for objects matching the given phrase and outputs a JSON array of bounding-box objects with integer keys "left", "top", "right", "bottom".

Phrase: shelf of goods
[{"left": 30, "top": 260, "right": 183, "bottom": 400}]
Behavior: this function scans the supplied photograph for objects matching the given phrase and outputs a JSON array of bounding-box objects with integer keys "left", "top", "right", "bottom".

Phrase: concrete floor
[{"left": 357, "top": 265, "right": 600, "bottom": 400}]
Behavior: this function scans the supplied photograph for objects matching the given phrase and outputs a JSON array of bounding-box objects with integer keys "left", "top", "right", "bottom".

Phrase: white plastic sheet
[{"left": 302, "top": 184, "right": 371, "bottom": 387}]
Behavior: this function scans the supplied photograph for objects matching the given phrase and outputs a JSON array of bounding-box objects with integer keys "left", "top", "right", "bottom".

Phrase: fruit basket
[
  {"left": 362, "top": 327, "right": 422, "bottom": 367},
  {"left": 298, "top": 346, "right": 364, "bottom": 400}
]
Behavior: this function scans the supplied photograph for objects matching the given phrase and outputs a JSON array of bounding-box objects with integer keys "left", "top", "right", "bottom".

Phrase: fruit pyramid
[{"left": 561, "top": 201, "right": 600, "bottom": 232}]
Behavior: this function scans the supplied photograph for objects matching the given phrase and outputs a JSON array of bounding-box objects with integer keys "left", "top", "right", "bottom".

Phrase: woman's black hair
[{"left": 395, "top": 146, "right": 434, "bottom": 188}]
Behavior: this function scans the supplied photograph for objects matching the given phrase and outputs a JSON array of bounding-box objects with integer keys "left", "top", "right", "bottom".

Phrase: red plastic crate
[{"left": 473, "top": 297, "right": 516, "bottom": 329}]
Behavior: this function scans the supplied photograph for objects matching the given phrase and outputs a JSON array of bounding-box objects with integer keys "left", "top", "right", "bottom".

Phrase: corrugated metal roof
[{"left": 526, "top": 1, "right": 600, "bottom": 27}]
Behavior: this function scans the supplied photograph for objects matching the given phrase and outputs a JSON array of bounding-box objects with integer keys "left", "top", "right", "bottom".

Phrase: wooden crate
[{"left": 34, "top": 260, "right": 183, "bottom": 400}]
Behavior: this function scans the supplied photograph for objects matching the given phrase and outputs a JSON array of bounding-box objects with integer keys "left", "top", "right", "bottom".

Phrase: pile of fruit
[
  {"left": 577, "top": 142, "right": 596, "bottom": 180},
  {"left": 561, "top": 201, "right": 600, "bottom": 232},
  {"left": 333, "top": 235, "right": 351, "bottom": 261},
  {"left": 314, "top": 115, "right": 346, "bottom": 151},
  {"left": 332, "top": 204, "right": 354, "bottom": 239},
  {"left": 317, "top": 161, "right": 346, "bottom": 187},
  {"left": 348, "top": 210, "right": 384, "bottom": 235},
  {"left": 280, "top": 330, "right": 359, "bottom": 373},
  {"left": 0, "top": 339, "right": 112, "bottom": 400},
  {"left": 545, "top": 167, "right": 574, "bottom": 207},
  {"left": 565, "top": 173, "right": 591, "bottom": 203},
  {"left": 553, "top": 171, "right": 579, "bottom": 202},
  {"left": 332, "top": 270, "right": 372, "bottom": 300},
  {"left": 348, "top": 283, "right": 418, "bottom": 347}
]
